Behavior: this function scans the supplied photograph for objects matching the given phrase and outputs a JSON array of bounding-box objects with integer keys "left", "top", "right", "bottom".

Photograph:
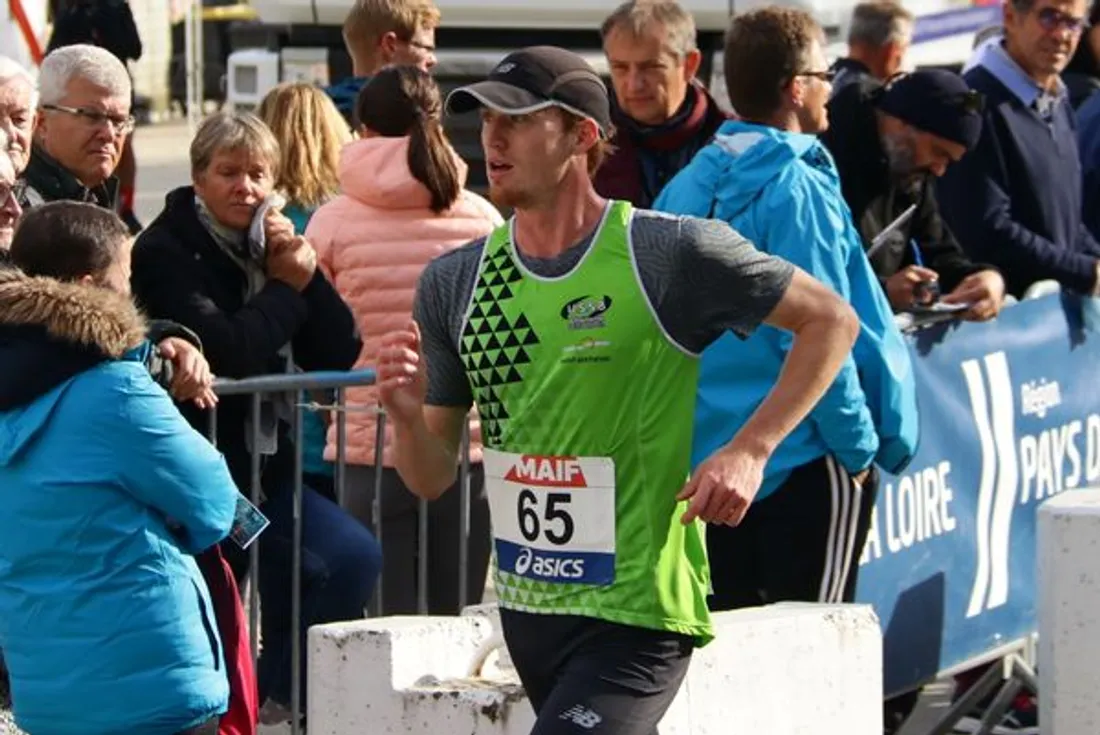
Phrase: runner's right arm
[
  {"left": 663, "top": 216, "right": 859, "bottom": 458},
  {"left": 638, "top": 215, "right": 858, "bottom": 524},
  {"left": 391, "top": 397, "right": 468, "bottom": 501}
]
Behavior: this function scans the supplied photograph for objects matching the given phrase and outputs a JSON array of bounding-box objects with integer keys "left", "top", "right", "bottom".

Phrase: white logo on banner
[
  {"left": 960, "top": 352, "right": 1019, "bottom": 618},
  {"left": 1021, "top": 379, "right": 1062, "bottom": 419},
  {"left": 858, "top": 350, "right": 1100, "bottom": 578}
]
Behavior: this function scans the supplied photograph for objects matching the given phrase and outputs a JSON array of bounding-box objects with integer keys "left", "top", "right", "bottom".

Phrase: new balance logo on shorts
[
  {"left": 960, "top": 351, "right": 1018, "bottom": 618},
  {"left": 559, "top": 705, "right": 603, "bottom": 729}
]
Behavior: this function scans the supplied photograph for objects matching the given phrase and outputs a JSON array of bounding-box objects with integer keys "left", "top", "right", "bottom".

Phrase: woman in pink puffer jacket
[{"left": 306, "top": 66, "right": 501, "bottom": 615}]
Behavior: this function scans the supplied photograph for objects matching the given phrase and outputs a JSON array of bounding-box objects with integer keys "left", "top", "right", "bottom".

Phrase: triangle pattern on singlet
[{"left": 459, "top": 244, "right": 541, "bottom": 446}]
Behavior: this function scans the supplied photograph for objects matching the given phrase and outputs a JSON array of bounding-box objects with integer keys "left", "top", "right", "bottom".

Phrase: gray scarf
[
  {"left": 195, "top": 195, "right": 267, "bottom": 301},
  {"left": 195, "top": 195, "right": 294, "bottom": 457}
]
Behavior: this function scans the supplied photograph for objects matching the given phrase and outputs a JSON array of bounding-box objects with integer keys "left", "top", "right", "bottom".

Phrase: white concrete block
[
  {"left": 310, "top": 603, "right": 881, "bottom": 734},
  {"left": 1038, "top": 489, "right": 1100, "bottom": 735},
  {"left": 665, "top": 604, "right": 882, "bottom": 735},
  {"left": 308, "top": 615, "right": 535, "bottom": 735}
]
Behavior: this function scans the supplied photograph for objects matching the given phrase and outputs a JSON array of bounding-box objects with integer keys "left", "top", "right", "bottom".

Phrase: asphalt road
[{"left": 133, "top": 121, "right": 194, "bottom": 226}]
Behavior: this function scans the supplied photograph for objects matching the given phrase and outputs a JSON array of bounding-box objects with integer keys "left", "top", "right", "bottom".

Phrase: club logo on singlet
[{"left": 561, "top": 295, "right": 613, "bottom": 330}]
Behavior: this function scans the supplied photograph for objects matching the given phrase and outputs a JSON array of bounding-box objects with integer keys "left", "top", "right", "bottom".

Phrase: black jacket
[
  {"left": 48, "top": 0, "right": 143, "bottom": 64},
  {"left": 829, "top": 57, "right": 874, "bottom": 99},
  {"left": 130, "top": 186, "right": 362, "bottom": 493},
  {"left": 18, "top": 145, "right": 119, "bottom": 211},
  {"left": 0, "top": 323, "right": 106, "bottom": 412},
  {"left": 821, "top": 78, "right": 991, "bottom": 294}
]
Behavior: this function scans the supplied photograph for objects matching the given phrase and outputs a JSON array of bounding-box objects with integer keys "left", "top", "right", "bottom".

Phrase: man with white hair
[
  {"left": 0, "top": 56, "right": 36, "bottom": 176},
  {"left": 18, "top": 44, "right": 133, "bottom": 216},
  {"left": 0, "top": 153, "right": 23, "bottom": 256}
]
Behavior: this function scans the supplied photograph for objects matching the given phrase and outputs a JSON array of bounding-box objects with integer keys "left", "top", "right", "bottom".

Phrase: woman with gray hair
[{"left": 130, "top": 111, "right": 382, "bottom": 725}]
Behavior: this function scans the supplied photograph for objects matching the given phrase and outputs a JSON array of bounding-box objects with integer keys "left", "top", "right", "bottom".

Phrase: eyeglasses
[
  {"left": 404, "top": 39, "right": 436, "bottom": 53},
  {"left": 0, "top": 182, "right": 21, "bottom": 215},
  {"left": 796, "top": 69, "right": 837, "bottom": 84},
  {"left": 1035, "top": 7, "right": 1088, "bottom": 33},
  {"left": 41, "top": 104, "right": 135, "bottom": 135}
]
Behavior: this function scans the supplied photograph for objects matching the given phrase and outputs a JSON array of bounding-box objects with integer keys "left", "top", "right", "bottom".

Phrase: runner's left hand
[{"left": 676, "top": 442, "right": 766, "bottom": 527}]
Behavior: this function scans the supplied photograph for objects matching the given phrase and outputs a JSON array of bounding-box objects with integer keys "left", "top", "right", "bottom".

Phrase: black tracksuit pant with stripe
[{"left": 707, "top": 455, "right": 879, "bottom": 610}]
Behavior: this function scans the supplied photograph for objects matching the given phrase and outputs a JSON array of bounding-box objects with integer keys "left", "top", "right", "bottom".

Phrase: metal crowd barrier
[{"left": 207, "top": 369, "right": 474, "bottom": 735}]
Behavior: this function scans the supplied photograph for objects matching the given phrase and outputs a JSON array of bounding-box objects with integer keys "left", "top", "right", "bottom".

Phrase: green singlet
[{"left": 458, "top": 200, "right": 714, "bottom": 644}]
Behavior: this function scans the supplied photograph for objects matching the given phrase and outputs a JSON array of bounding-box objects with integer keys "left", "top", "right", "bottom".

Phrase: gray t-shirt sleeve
[
  {"left": 631, "top": 212, "right": 796, "bottom": 353},
  {"left": 412, "top": 239, "right": 484, "bottom": 408}
]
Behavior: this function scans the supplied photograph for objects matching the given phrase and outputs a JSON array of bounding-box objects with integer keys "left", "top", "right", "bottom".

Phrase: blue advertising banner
[{"left": 854, "top": 292, "right": 1100, "bottom": 696}]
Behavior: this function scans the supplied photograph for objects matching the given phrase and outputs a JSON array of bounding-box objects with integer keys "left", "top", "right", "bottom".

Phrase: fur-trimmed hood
[
  {"left": 0, "top": 268, "right": 147, "bottom": 414},
  {"left": 0, "top": 268, "right": 146, "bottom": 355}
]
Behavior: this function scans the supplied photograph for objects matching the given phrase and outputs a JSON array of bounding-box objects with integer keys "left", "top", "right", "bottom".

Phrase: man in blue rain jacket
[{"left": 656, "top": 7, "right": 918, "bottom": 610}]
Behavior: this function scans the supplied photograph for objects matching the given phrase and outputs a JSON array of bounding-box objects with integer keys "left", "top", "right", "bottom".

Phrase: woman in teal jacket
[{"left": 0, "top": 208, "right": 237, "bottom": 735}]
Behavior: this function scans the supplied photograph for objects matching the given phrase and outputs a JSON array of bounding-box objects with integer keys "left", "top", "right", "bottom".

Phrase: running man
[{"left": 377, "top": 46, "right": 860, "bottom": 734}]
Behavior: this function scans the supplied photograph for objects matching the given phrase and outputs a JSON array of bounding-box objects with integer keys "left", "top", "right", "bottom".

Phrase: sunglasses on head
[
  {"left": 877, "top": 74, "right": 986, "bottom": 115},
  {"left": 953, "top": 89, "right": 986, "bottom": 114}
]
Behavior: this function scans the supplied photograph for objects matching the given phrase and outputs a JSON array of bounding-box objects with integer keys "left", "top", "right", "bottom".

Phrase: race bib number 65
[{"left": 484, "top": 449, "right": 616, "bottom": 586}]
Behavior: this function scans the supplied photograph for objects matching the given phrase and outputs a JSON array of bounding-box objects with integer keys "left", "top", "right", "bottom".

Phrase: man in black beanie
[{"left": 821, "top": 69, "right": 1005, "bottom": 320}]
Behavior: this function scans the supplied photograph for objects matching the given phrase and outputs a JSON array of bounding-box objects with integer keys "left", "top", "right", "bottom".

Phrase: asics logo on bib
[{"left": 514, "top": 546, "right": 586, "bottom": 580}]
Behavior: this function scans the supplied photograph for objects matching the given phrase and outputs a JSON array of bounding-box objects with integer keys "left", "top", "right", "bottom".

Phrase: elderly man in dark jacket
[
  {"left": 822, "top": 70, "right": 1005, "bottom": 320},
  {"left": 595, "top": 0, "right": 731, "bottom": 208},
  {"left": 18, "top": 44, "right": 132, "bottom": 217}
]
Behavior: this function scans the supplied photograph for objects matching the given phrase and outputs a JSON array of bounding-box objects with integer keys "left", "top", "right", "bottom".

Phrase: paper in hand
[
  {"left": 909, "top": 301, "right": 972, "bottom": 314},
  {"left": 229, "top": 492, "right": 270, "bottom": 550}
]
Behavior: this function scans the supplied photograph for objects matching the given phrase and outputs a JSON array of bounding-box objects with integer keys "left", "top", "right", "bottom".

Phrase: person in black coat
[
  {"left": 130, "top": 111, "right": 381, "bottom": 724},
  {"left": 822, "top": 70, "right": 1006, "bottom": 320}
]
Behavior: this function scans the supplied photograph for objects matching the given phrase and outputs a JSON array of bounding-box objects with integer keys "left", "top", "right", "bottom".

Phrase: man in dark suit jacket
[
  {"left": 595, "top": 0, "right": 732, "bottom": 208},
  {"left": 936, "top": 0, "right": 1100, "bottom": 298}
]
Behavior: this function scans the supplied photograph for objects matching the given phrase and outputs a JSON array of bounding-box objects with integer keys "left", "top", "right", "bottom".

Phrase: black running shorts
[{"left": 500, "top": 609, "right": 693, "bottom": 734}]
